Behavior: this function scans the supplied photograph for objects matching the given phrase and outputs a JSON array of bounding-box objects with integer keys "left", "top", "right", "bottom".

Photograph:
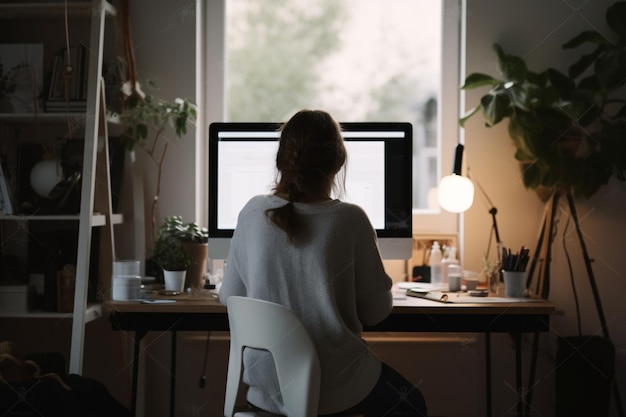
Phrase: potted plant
[
  {"left": 152, "top": 221, "right": 191, "bottom": 272},
  {"left": 110, "top": 75, "right": 197, "bottom": 240},
  {"left": 460, "top": 1, "right": 626, "bottom": 201},
  {"left": 155, "top": 215, "right": 208, "bottom": 289}
]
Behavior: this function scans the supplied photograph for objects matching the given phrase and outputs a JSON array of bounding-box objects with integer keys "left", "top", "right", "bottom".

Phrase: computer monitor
[{"left": 208, "top": 122, "right": 413, "bottom": 260}]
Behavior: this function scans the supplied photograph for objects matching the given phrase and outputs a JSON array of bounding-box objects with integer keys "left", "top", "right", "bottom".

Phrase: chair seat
[{"left": 224, "top": 297, "right": 365, "bottom": 417}]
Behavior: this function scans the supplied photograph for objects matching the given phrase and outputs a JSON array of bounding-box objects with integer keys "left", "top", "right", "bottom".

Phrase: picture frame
[{"left": 0, "top": 43, "right": 44, "bottom": 113}]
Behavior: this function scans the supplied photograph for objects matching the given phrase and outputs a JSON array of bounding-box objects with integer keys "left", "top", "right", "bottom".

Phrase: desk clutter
[
  {"left": 404, "top": 287, "right": 542, "bottom": 303},
  {"left": 110, "top": 259, "right": 222, "bottom": 302},
  {"left": 500, "top": 245, "right": 531, "bottom": 298}
]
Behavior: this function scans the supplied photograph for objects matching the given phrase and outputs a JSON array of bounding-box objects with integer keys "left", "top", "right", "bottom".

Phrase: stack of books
[{"left": 45, "top": 44, "right": 89, "bottom": 113}]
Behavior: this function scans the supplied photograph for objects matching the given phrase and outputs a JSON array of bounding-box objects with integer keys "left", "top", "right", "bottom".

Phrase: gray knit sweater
[{"left": 218, "top": 194, "right": 393, "bottom": 415}]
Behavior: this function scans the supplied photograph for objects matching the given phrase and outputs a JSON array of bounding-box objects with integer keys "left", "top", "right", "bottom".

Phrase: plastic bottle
[
  {"left": 448, "top": 264, "right": 463, "bottom": 291},
  {"left": 442, "top": 246, "right": 460, "bottom": 285},
  {"left": 430, "top": 241, "right": 443, "bottom": 285}
]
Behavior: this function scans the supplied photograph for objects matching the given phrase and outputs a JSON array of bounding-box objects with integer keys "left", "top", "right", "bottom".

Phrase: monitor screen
[{"left": 208, "top": 122, "right": 412, "bottom": 259}]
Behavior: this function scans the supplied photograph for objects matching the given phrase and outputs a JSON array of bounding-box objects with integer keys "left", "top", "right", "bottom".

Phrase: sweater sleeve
[
  {"left": 218, "top": 227, "right": 247, "bottom": 305},
  {"left": 352, "top": 211, "right": 393, "bottom": 326}
]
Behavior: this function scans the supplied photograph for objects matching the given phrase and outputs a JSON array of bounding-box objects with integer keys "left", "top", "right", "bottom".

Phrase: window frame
[{"left": 198, "top": 0, "right": 463, "bottom": 236}]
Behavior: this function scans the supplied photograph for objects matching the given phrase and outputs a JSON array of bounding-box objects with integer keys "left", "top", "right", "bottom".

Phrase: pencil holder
[{"left": 502, "top": 271, "right": 527, "bottom": 298}]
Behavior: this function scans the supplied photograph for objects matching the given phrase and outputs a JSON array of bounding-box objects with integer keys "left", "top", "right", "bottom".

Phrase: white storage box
[{"left": 0, "top": 285, "right": 29, "bottom": 313}]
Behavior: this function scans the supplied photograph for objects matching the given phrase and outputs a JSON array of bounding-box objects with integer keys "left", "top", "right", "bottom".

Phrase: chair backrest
[{"left": 224, "top": 296, "right": 321, "bottom": 417}]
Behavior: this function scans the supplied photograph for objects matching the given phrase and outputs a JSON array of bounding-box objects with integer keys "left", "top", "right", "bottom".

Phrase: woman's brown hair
[{"left": 265, "top": 110, "right": 346, "bottom": 243}]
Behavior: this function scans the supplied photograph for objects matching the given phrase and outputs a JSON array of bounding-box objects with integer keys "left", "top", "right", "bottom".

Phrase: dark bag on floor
[{"left": 556, "top": 336, "right": 615, "bottom": 417}]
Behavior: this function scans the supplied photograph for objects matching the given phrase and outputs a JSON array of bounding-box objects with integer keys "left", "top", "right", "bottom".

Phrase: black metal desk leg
[
  {"left": 513, "top": 332, "right": 523, "bottom": 417},
  {"left": 170, "top": 331, "right": 177, "bottom": 417},
  {"left": 485, "top": 332, "right": 492, "bottom": 417},
  {"left": 131, "top": 330, "right": 147, "bottom": 417}
]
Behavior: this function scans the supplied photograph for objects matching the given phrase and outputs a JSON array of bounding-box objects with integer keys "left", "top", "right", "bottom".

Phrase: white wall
[
  {"left": 123, "top": 0, "right": 199, "bottom": 259},
  {"left": 109, "top": 1, "right": 626, "bottom": 416}
]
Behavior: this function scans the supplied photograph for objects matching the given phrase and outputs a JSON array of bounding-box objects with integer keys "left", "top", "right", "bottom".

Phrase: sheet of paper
[{"left": 406, "top": 289, "right": 544, "bottom": 303}]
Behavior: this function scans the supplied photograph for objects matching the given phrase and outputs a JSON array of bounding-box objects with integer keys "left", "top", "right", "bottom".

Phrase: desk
[{"left": 107, "top": 288, "right": 555, "bottom": 417}]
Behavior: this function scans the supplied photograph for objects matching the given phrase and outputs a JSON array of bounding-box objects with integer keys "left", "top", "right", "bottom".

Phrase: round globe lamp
[{"left": 437, "top": 173, "right": 474, "bottom": 213}]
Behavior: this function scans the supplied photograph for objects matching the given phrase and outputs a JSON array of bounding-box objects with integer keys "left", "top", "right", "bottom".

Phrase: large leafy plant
[
  {"left": 112, "top": 79, "right": 197, "bottom": 240},
  {"left": 460, "top": 2, "right": 626, "bottom": 200}
]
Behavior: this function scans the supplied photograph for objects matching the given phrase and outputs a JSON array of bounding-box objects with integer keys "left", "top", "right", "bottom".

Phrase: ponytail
[{"left": 266, "top": 202, "right": 299, "bottom": 243}]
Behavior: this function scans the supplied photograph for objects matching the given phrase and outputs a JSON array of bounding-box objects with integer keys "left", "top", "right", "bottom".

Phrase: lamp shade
[{"left": 437, "top": 173, "right": 474, "bottom": 213}]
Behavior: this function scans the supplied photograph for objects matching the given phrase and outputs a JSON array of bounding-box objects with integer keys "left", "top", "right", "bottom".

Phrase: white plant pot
[{"left": 163, "top": 270, "right": 186, "bottom": 292}]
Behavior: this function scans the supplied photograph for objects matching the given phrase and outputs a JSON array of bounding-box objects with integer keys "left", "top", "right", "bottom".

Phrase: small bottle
[
  {"left": 442, "top": 246, "right": 459, "bottom": 285},
  {"left": 448, "top": 264, "right": 463, "bottom": 292},
  {"left": 430, "top": 241, "right": 443, "bottom": 284}
]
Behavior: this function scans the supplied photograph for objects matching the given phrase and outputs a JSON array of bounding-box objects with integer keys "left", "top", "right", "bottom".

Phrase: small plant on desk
[{"left": 151, "top": 218, "right": 192, "bottom": 272}]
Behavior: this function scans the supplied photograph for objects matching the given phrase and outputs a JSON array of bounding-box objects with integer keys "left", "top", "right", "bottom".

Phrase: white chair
[{"left": 224, "top": 296, "right": 321, "bottom": 417}]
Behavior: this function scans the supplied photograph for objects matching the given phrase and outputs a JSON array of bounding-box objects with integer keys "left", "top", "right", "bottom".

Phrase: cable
[
  {"left": 561, "top": 216, "right": 582, "bottom": 336},
  {"left": 198, "top": 331, "right": 211, "bottom": 388},
  {"left": 62, "top": 0, "right": 73, "bottom": 133}
]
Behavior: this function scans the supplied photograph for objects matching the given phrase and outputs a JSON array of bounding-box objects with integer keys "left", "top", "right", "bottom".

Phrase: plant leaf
[
  {"left": 547, "top": 68, "right": 576, "bottom": 100},
  {"left": 606, "top": 2, "right": 626, "bottom": 38},
  {"left": 459, "top": 105, "right": 480, "bottom": 127},
  {"left": 568, "top": 46, "right": 604, "bottom": 79},
  {"left": 480, "top": 90, "right": 512, "bottom": 126},
  {"left": 595, "top": 49, "right": 626, "bottom": 90},
  {"left": 563, "top": 31, "right": 608, "bottom": 49},
  {"left": 494, "top": 44, "right": 528, "bottom": 81},
  {"left": 461, "top": 73, "right": 501, "bottom": 90}
]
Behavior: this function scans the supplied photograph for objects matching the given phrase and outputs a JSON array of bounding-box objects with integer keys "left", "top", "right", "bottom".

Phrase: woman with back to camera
[{"left": 218, "top": 109, "right": 427, "bottom": 416}]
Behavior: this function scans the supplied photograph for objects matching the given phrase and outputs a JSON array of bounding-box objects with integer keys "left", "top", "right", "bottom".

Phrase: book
[
  {"left": 47, "top": 54, "right": 63, "bottom": 100},
  {"left": 44, "top": 100, "right": 87, "bottom": 112},
  {"left": 0, "top": 178, "right": 7, "bottom": 214},
  {"left": 46, "top": 44, "right": 88, "bottom": 103},
  {"left": 0, "top": 159, "right": 16, "bottom": 215}
]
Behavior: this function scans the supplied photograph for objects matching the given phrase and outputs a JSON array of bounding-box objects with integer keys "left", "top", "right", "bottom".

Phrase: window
[{"left": 202, "top": 0, "right": 461, "bottom": 229}]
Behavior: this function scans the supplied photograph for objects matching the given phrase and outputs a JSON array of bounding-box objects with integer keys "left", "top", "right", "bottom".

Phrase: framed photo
[{"left": 0, "top": 44, "right": 44, "bottom": 113}]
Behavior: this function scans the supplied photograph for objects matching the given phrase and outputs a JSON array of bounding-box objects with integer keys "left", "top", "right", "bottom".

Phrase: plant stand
[{"left": 525, "top": 191, "right": 624, "bottom": 417}]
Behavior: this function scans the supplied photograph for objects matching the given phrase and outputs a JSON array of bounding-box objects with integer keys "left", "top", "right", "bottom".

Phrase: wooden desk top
[{"left": 105, "top": 286, "right": 556, "bottom": 316}]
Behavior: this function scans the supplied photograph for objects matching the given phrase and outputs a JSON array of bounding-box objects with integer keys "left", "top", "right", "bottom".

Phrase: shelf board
[
  {"left": 93, "top": 213, "right": 124, "bottom": 226},
  {"left": 0, "top": 1, "right": 116, "bottom": 19},
  {"left": 0, "top": 303, "right": 102, "bottom": 322},
  {"left": 0, "top": 112, "right": 86, "bottom": 122},
  {"left": 0, "top": 213, "right": 123, "bottom": 226}
]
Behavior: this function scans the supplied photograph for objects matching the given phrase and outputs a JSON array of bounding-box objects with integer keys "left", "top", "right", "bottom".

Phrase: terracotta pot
[{"left": 182, "top": 242, "right": 208, "bottom": 289}]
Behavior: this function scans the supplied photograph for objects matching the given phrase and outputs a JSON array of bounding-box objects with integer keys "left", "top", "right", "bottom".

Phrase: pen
[{"left": 502, "top": 246, "right": 530, "bottom": 272}]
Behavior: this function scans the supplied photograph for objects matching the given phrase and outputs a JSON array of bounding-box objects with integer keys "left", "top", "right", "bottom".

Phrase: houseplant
[
  {"left": 151, "top": 217, "right": 192, "bottom": 272},
  {"left": 460, "top": 1, "right": 626, "bottom": 201},
  {"left": 154, "top": 215, "right": 208, "bottom": 289},
  {"left": 111, "top": 74, "right": 197, "bottom": 242}
]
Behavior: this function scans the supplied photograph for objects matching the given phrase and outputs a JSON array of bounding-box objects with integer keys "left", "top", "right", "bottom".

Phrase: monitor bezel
[{"left": 208, "top": 121, "right": 413, "bottom": 258}]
